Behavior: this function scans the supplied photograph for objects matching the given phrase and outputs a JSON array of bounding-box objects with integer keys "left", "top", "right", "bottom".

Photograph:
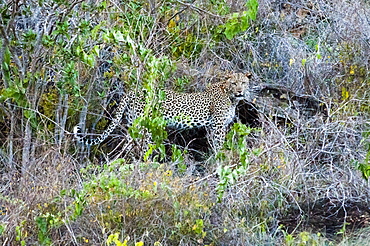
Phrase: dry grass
[{"left": 0, "top": 0, "right": 369, "bottom": 245}]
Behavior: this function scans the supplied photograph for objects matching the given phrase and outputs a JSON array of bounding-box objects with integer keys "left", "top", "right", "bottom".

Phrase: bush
[{"left": 0, "top": 0, "right": 369, "bottom": 245}]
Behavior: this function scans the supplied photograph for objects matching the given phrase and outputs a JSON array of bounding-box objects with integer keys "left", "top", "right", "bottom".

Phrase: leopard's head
[{"left": 225, "top": 72, "right": 252, "bottom": 101}]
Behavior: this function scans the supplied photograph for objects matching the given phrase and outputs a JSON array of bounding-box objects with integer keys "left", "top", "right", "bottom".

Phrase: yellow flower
[{"left": 135, "top": 241, "right": 144, "bottom": 246}]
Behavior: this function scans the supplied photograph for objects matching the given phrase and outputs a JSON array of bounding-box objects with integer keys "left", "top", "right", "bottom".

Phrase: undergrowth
[{"left": 0, "top": 0, "right": 370, "bottom": 245}]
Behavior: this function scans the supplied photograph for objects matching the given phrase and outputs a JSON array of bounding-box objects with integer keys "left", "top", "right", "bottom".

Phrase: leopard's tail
[{"left": 73, "top": 97, "right": 128, "bottom": 146}]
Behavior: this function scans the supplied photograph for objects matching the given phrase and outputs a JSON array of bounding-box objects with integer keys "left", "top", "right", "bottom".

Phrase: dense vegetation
[{"left": 1, "top": 0, "right": 370, "bottom": 245}]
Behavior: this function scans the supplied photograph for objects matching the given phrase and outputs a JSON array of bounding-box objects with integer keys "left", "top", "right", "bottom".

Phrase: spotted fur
[{"left": 74, "top": 72, "right": 252, "bottom": 151}]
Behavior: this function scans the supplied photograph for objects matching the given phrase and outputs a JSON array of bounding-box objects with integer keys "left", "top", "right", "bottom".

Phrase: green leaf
[
  {"left": 93, "top": 45, "right": 100, "bottom": 56},
  {"left": 3, "top": 46, "right": 11, "bottom": 65},
  {"left": 2, "top": 46, "right": 11, "bottom": 83},
  {"left": 341, "top": 87, "right": 350, "bottom": 100},
  {"left": 358, "top": 162, "right": 370, "bottom": 180},
  {"left": 0, "top": 224, "right": 5, "bottom": 235},
  {"left": 113, "top": 30, "right": 125, "bottom": 42},
  {"left": 301, "top": 58, "right": 307, "bottom": 66},
  {"left": 246, "top": 0, "right": 259, "bottom": 20}
]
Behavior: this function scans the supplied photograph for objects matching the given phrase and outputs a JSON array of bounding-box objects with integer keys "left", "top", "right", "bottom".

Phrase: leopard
[{"left": 73, "top": 72, "right": 252, "bottom": 152}]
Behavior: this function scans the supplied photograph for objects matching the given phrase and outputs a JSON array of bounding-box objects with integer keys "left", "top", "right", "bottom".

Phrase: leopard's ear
[
  {"left": 245, "top": 72, "right": 252, "bottom": 79},
  {"left": 222, "top": 71, "right": 233, "bottom": 80}
]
